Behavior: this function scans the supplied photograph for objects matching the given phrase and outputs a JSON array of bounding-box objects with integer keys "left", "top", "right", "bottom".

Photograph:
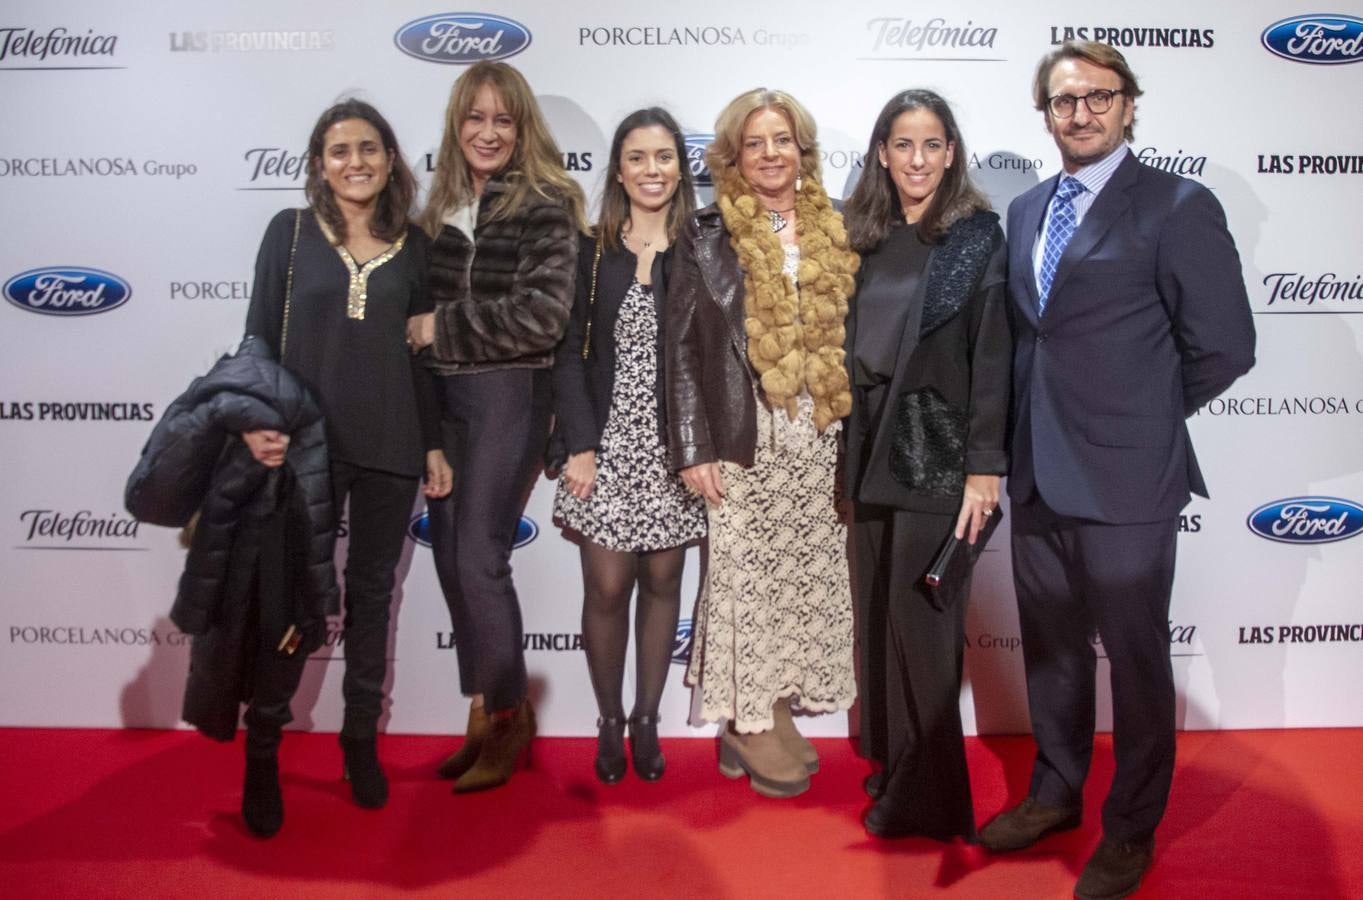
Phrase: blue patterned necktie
[{"left": 1037, "top": 176, "right": 1086, "bottom": 312}]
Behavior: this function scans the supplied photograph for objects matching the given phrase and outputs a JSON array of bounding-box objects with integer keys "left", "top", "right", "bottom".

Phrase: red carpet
[{"left": 1, "top": 728, "right": 1359, "bottom": 898}]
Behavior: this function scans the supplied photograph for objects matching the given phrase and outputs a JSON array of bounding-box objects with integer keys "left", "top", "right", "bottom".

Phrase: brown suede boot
[
  {"left": 437, "top": 704, "right": 489, "bottom": 780},
  {"left": 718, "top": 727, "right": 810, "bottom": 798},
  {"left": 772, "top": 698, "right": 819, "bottom": 774},
  {"left": 453, "top": 701, "right": 536, "bottom": 793}
]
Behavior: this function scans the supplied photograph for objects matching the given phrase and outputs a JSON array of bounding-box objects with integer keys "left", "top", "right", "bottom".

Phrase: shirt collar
[{"left": 1064, "top": 143, "right": 1129, "bottom": 195}]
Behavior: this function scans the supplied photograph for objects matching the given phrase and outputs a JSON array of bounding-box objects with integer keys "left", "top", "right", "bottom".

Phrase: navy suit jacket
[{"left": 1006, "top": 151, "right": 1255, "bottom": 524}]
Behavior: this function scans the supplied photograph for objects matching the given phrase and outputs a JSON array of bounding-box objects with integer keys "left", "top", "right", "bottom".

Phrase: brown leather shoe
[
  {"left": 1074, "top": 836, "right": 1154, "bottom": 899},
  {"left": 772, "top": 698, "right": 819, "bottom": 774},
  {"left": 718, "top": 728, "right": 810, "bottom": 798},
  {"left": 437, "top": 704, "right": 489, "bottom": 780},
  {"left": 978, "top": 796, "right": 1082, "bottom": 851},
  {"left": 453, "top": 701, "right": 535, "bottom": 793}
]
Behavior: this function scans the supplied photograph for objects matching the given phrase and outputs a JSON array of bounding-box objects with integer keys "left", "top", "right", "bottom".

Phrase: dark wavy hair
[
  {"left": 304, "top": 98, "right": 416, "bottom": 243},
  {"left": 596, "top": 107, "right": 696, "bottom": 252},
  {"left": 844, "top": 90, "right": 988, "bottom": 252}
]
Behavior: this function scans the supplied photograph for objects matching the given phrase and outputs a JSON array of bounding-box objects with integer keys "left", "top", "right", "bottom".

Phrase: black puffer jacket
[
  {"left": 425, "top": 176, "right": 579, "bottom": 373},
  {"left": 126, "top": 338, "right": 338, "bottom": 738}
]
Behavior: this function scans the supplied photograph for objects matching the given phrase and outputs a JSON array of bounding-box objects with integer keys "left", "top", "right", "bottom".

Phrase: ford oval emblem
[
  {"left": 685, "top": 134, "right": 714, "bottom": 187},
  {"left": 1246, "top": 497, "right": 1363, "bottom": 544},
  {"left": 671, "top": 618, "right": 693, "bottom": 665},
  {"left": 513, "top": 516, "right": 538, "bottom": 548},
  {"left": 4, "top": 267, "right": 131, "bottom": 316},
  {"left": 1261, "top": 15, "right": 1363, "bottom": 65},
  {"left": 394, "top": 13, "right": 532, "bottom": 64},
  {"left": 408, "top": 511, "right": 538, "bottom": 548},
  {"left": 408, "top": 512, "right": 433, "bottom": 547}
]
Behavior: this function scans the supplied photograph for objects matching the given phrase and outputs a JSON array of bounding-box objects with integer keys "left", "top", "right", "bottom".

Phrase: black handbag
[{"left": 923, "top": 505, "right": 1002, "bottom": 610}]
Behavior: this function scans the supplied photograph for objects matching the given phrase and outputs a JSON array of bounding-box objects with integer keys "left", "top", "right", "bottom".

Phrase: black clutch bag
[{"left": 924, "top": 506, "right": 1003, "bottom": 609}]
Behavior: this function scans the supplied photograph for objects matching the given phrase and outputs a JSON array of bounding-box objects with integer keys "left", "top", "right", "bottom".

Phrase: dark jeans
[
  {"left": 1011, "top": 496, "right": 1178, "bottom": 843},
  {"left": 853, "top": 504, "right": 975, "bottom": 840},
  {"left": 428, "top": 368, "right": 551, "bottom": 713},
  {"left": 331, "top": 459, "right": 419, "bottom": 738}
]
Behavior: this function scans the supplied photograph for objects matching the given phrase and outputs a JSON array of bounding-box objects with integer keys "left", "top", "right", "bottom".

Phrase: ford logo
[
  {"left": 408, "top": 512, "right": 433, "bottom": 546},
  {"left": 671, "top": 618, "right": 693, "bottom": 665},
  {"left": 4, "top": 267, "right": 131, "bottom": 316},
  {"left": 1246, "top": 497, "right": 1363, "bottom": 544},
  {"left": 513, "top": 516, "right": 538, "bottom": 548},
  {"left": 685, "top": 134, "right": 713, "bottom": 187},
  {"left": 1261, "top": 15, "right": 1363, "bottom": 65},
  {"left": 407, "top": 512, "right": 539, "bottom": 548},
  {"left": 394, "top": 13, "right": 532, "bottom": 64}
]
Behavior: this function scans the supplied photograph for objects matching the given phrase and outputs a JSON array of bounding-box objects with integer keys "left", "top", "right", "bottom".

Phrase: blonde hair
[
  {"left": 706, "top": 88, "right": 822, "bottom": 188},
  {"left": 420, "top": 61, "right": 587, "bottom": 236}
]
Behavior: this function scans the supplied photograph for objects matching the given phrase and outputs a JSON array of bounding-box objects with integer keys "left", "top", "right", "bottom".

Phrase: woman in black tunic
[
  {"left": 842, "top": 90, "right": 1011, "bottom": 840},
  {"left": 242, "top": 99, "right": 449, "bottom": 835}
]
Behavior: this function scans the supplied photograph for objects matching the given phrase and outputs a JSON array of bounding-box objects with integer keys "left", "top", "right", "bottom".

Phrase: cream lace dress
[{"left": 685, "top": 245, "right": 856, "bottom": 732}]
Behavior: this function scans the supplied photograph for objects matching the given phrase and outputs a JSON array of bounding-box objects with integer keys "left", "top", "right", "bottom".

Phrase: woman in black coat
[
  {"left": 842, "top": 90, "right": 1011, "bottom": 840},
  {"left": 550, "top": 108, "right": 705, "bottom": 784},
  {"left": 241, "top": 99, "right": 450, "bottom": 833}
]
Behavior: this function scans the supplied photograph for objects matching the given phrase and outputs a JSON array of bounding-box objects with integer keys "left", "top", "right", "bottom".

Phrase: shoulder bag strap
[
  {"left": 580, "top": 241, "right": 603, "bottom": 360},
  {"left": 279, "top": 208, "right": 302, "bottom": 358}
]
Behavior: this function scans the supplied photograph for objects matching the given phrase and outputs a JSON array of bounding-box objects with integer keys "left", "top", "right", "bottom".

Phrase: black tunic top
[
  {"left": 852, "top": 222, "right": 931, "bottom": 387},
  {"left": 246, "top": 209, "right": 439, "bottom": 478}
]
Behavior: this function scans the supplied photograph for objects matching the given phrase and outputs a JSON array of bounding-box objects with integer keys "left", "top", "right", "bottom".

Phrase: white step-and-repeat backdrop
[{"left": 3, "top": 1, "right": 1361, "bottom": 738}]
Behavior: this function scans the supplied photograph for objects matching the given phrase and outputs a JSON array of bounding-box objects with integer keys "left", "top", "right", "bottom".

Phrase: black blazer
[
  {"left": 846, "top": 210, "right": 1011, "bottom": 515},
  {"left": 1006, "top": 151, "right": 1256, "bottom": 523},
  {"left": 551, "top": 233, "right": 671, "bottom": 457}
]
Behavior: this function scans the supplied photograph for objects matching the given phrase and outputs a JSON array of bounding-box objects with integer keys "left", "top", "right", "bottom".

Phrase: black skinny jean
[
  {"left": 331, "top": 460, "right": 419, "bottom": 738},
  {"left": 243, "top": 463, "right": 416, "bottom": 753},
  {"left": 428, "top": 368, "right": 551, "bottom": 713}
]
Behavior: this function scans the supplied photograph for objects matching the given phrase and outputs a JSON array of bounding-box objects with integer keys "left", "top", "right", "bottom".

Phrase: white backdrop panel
[{"left": 2, "top": 0, "right": 1360, "bottom": 737}]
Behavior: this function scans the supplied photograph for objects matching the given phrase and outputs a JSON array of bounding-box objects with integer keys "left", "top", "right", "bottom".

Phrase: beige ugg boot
[
  {"left": 718, "top": 727, "right": 810, "bottom": 798},
  {"left": 772, "top": 697, "right": 819, "bottom": 774}
]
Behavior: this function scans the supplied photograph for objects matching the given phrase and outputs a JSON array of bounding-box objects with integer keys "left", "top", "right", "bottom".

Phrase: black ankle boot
[
  {"left": 242, "top": 754, "right": 283, "bottom": 838},
  {"left": 628, "top": 714, "right": 665, "bottom": 781},
  {"left": 595, "top": 716, "right": 627, "bottom": 785},
  {"left": 339, "top": 734, "right": 389, "bottom": 809}
]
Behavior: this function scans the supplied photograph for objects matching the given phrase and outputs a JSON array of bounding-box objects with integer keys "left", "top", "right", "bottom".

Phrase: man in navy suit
[{"left": 980, "top": 42, "right": 1255, "bottom": 899}]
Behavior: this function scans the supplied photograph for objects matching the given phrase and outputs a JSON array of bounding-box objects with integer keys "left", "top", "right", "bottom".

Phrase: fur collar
[{"left": 716, "top": 168, "right": 859, "bottom": 433}]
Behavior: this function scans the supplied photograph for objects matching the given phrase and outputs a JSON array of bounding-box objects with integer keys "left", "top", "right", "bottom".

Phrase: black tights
[{"left": 579, "top": 541, "right": 685, "bottom": 721}]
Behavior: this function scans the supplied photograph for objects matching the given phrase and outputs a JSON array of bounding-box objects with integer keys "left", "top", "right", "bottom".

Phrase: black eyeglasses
[{"left": 1047, "top": 89, "right": 1123, "bottom": 118}]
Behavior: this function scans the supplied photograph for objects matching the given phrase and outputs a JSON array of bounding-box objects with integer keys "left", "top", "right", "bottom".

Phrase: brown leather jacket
[{"left": 665, "top": 204, "right": 759, "bottom": 470}]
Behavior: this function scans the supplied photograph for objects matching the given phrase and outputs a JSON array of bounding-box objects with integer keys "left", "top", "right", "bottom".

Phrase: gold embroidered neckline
[{"left": 316, "top": 216, "right": 406, "bottom": 320}]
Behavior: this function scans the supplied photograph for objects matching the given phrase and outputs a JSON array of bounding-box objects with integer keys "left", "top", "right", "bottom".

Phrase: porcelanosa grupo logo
[
  {"left": 407, "top": 512, "right": 539, "bottom": 548},
  {"left": 394, "top": 13, "right": 531, "bottom": 64},
  {"left": 672, "top": 618, "right": 693, "bottom": 665},
  {"left": 1261, "top": 15, "right": 1363, "bottom": 64},
  {"left": 1246, "top": 497, "right": 1363, "bottom": 544},
  {"left": 685, "top": 134, "right": 713, "bottom": 187},
  {"left": 4, "top": 267, "right": 130, "bottom": 316}
]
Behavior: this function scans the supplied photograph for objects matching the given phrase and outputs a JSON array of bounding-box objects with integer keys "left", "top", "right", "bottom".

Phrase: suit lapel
[
  {"left": 1045, "top": 153, "right": 1138, "bottom": 309},
  {"left": 1013, "top": 177, "right": 1053, "bottom": 322}
]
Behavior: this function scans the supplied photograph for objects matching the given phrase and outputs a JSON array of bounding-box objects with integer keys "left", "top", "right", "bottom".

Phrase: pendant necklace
[{"left": 768, "top": 207, "right": 795, "bottom": 233}]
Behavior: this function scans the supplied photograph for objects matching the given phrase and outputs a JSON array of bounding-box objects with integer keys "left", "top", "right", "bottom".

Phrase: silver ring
[{"left": 983, "top": 508, "right": 994, "bottom": 517}]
